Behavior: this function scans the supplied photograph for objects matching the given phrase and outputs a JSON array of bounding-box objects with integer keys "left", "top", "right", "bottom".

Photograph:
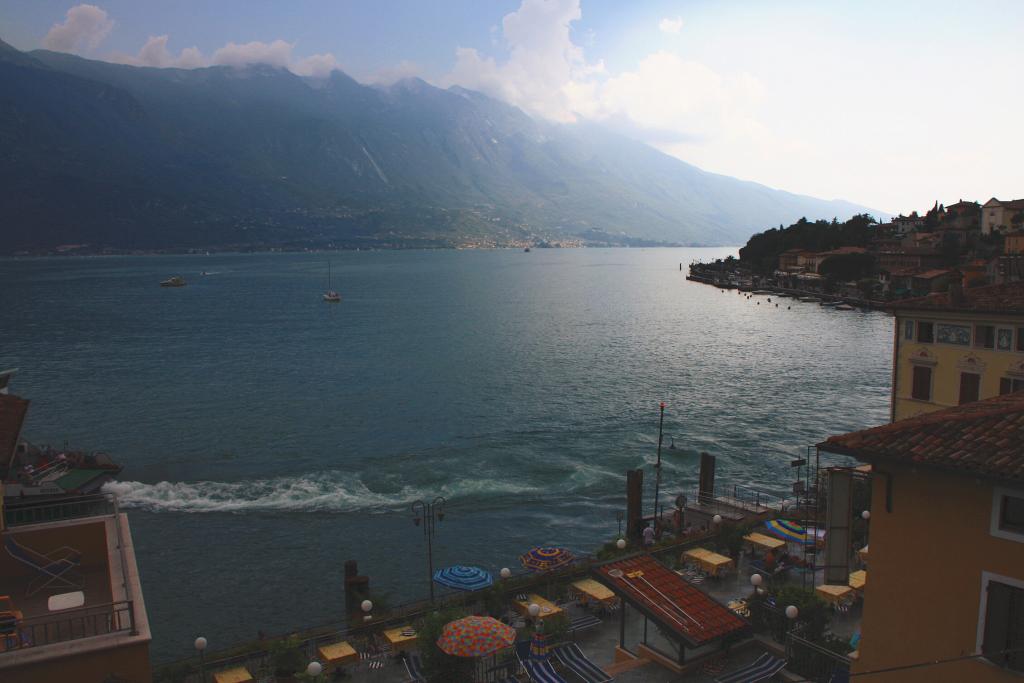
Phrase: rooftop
[
  {"left": 886, "top": 280, "right": 1024, "bottom": 315},
  {"left": 593, "top": 554, "right": 749, "bottom": 648},
  {"left": 0, "top": 395, "right": 28, "bottom": 468},
  {"left": 818, "top": 391, "right": 1024, "bottom": 482}
]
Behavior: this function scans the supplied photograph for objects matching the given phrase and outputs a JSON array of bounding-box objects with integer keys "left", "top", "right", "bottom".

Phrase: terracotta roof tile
[
  {"left": 887, "top": 280, "right": 1024, "bottom": 315},
  {"left": 593, "top": 555, "right": 748, "bottom": 647},
  {"left": 818, "top": 392, "right": 1024, "bottom": 481}
]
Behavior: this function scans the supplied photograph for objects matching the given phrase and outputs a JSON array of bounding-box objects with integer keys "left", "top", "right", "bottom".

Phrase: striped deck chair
[
  {"left": 553, "top": 642, "right": 613, "bottom": 683},
  {"left": 568, "top": 614, "right": 602, "bottom": 634},
  {"left": 714, "top": 653, "right": 786, "bottom": 683},
  {"left": 402, "top": 652, "right": 426, "bottom": 682},
  {"left": 4, "top": 535, "right": 83, "bottom": 596},
  {"left": 516, "top": 641, "right": 567, "bottom": 683}
]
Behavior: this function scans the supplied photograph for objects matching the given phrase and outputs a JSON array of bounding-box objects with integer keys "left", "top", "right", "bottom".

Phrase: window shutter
[
  {"left": 959, "top": 373, "right": 980, "bottom": 405},
  {"left": 1002, "top": 378, "right": 1013, "bottom": 396},
  {"left": 984, "top": 581, "right": 1011, "bottom": 665}
]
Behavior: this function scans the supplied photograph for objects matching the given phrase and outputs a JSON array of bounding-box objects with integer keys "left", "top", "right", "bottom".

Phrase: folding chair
[{"left": 4, "top": 535, "right": 84, "bottom": 596}]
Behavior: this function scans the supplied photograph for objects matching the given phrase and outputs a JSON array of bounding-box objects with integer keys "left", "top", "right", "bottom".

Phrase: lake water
[{"left": 0, "top": 248, "right": 892, "bottom": 662}]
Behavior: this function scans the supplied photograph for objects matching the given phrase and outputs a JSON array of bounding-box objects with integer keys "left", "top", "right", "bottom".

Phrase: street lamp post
[
  {"left": 194, "top": 637, "right": 207, "bottom": 683},
  {"left": 412, "top": 497, "right": 447, "bottom": 603}
]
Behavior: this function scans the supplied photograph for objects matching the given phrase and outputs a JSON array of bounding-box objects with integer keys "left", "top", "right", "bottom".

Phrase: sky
[{"left": 1, "top": 0, "right": 1021, "bottom": 215}]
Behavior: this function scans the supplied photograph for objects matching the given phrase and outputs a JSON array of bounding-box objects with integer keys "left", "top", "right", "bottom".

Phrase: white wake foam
[{"left": 103, "top": 474, "right": 539, "bottom": 513}]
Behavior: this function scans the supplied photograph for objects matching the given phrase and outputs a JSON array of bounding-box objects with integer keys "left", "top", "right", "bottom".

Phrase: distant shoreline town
[{"left": 689, "top": 196, "right": 1024, "bottom": 304}]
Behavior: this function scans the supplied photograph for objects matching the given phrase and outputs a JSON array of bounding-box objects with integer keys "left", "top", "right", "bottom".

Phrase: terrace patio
[{"left": 161, "top": 531, "right": 862, "bottom": 683}]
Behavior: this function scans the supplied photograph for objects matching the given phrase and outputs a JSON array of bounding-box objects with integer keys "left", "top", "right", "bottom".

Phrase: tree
[{"left": 818, "top": 253, "right": 875, "bottom": 282}]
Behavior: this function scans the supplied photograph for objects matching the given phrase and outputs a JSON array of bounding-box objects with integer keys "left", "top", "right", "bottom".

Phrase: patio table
[
  {"left": 383, "top": 626, "right": 418, "bottom": 653},
  {"left": 571, "top": 579, "right": 616, "bottom": 605},
  {"left": 512, "top": 594, "right": 563, "bottom": 620},
  {"left": 849, "top": 570, "right": 867, "bottom": 591},
  {"left": 682, "top": 547, "right": 735, "bottom": 576},
  {"left": 318, "top": 640, "right": 357, "bottom": 669},
  {"left": 815, "top": 583, "right": 853, "bottom": 604},
  {"left": 743, "top": 533, "right": 786, "bottom": 552}
]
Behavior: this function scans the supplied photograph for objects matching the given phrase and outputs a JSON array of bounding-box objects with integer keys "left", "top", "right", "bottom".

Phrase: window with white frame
[
  {"left": 978, "top": 573, "right": 1024, "bottom": 673},
  {"left": 991, "top": 488, "right": 1024, "bottom": 542}
]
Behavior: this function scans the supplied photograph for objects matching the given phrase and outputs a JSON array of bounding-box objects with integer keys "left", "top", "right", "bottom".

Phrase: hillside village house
[
  {"left": 983, "top": 198, "right": 1024, "bottom": 235},
  {"left": 819, "top": 394, "right": 1024, "bottom": 682},
  {"left": 888, "top": 281, "right": 1024, "bottom": 421}
]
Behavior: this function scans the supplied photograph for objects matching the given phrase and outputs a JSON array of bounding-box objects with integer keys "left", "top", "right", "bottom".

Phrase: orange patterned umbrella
[{"left": 436, "top": 616, "right": 516, "bottom": 657}]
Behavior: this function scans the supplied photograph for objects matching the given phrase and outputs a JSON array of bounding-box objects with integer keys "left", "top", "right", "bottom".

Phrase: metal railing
[
  {"left": 2, "top": 600, "right": 135, "bottom": 651},
  {"left": 785, "top": 630, "right": 851, "bottom": 682},
  {"left": 4, "top": 493, "right": 116, "bottom": 527}
]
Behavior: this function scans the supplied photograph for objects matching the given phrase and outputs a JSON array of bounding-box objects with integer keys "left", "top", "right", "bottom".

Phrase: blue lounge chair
[
  {"left": 715, "top": 653, "right": 787, "bottom": 683},
  {"left": 553, "top": 642, "right": 612, "bottom": 683},
  {"left": 402, "top": 652, "right": 426, "bottom": 682},
  {"left": 4, "top": 535, "right": 83, "bottom": 596},
  {"left": 517, "top": 641, "right": 567, "bottom": 683}
]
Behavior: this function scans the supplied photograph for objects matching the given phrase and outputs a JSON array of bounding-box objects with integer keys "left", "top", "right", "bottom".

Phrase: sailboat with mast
[{"left": 323, "top": 261, "right": 341, "bottom": 302}]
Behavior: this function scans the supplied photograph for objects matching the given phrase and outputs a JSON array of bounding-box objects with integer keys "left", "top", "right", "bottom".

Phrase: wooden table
[
  {"left": 212, "top": 668, "right": 254, "bottom": 683},
  {"left": 318, "top": 640, "right": 357, "bottom": 669},
  {"left": 572, "top": 579, "right": 616, "bottom": 605},
  {"left": 815, "top": 583, "right": 853, "bottom": 604},
  {"left": 743, "top": 533, "right": 786, "bottom": 552},
  {"left": 682, "top": 548, "right": 735, "bottom": 577},
  {"left": 849, "top": 570, "right": 866, "bottom": 591},
  {"left": 383, "top": 626, "right": 418, "bottom": 653},
  {"left": 513, "top": 594, "right": 563, "bottom": 620}
]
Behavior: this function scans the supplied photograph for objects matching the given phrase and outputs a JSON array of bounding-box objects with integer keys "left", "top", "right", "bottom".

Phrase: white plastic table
[{"left": 47, "top": 591, "right": 85, "bottom": 611}]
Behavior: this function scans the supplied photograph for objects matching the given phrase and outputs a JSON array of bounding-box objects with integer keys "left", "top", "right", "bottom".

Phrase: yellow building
[
  {"left": 982, "top": 198, "right": 1024, "bottom": 236},
  {"left": 820, "top": 393, "right": 1024, "bottom": 681},
  {"left": 889, "top": 281, "right": 1024, "bottom": 421},
  {"left": 1005, "top": 232, "right": 1024, "bottom": 255}
]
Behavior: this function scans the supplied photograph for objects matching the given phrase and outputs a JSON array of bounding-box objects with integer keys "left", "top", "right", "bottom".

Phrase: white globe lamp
[
  {"left": 500, "top": 567, "right": 511, "bottom": 579},
  {"left": 750, "top": 574, "right": 763, "bottom": 587},
  {"left": 616, "top": 538, "right": 626, "bottom": 550},
  {"left": 194, "top": 636, "right": 207, "bottom": 652},
  {"left": 785, "top": 605, "right": 799, "bottom": 620},
  {"left": 861, "top": 510, "right": 871, "bottom": 520},
  {"left": 712, "top": 514, "right": 723, "bottom": 525},
  {"left": 306, "top": 661, "right": 323, "bottom": 676},
  {"left": 361, "top": 600, "right": 373, "bottom": 613},
  {"left": 528, "top": 603, "right": 541, "bottom": 618}
]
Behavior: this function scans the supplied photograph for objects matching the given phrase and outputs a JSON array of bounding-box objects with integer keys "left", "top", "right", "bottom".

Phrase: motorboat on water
[
  {"left": 160, "top": 276, "right": 186, "bottom": 287},
  {"left": 1, "top": 373, "right": 123, "bottom": 504},
  {"left": 835, "top": 304, "right": 856, "bottom": 311}
]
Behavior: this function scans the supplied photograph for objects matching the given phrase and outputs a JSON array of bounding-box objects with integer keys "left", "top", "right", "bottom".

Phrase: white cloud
[
  {"left": 659, "top": 16, "right": 684, "bottom": 34},
  {"left": 442, "top": 0, "right": 765, "bottom": 154},
  {"left": 106, "top": 33, "right": 342, "bottom": 77},
  {"left": 291, "top": 53, "right": 341, "bottom": 78},
  {"left": 109, "top": 35, "right": 205, "bottom": 69},
  {"left": 42, "top": 4, "right": 113, "bottom": 53},
  {"left": 211, "top": 39, "right": 294, "bottom": 69},
  {"left": 440, "top": 0, "right": 604, "bottom": 123},
  {"left": 365, "top": 60, "right": 424, "bottom": 85}
]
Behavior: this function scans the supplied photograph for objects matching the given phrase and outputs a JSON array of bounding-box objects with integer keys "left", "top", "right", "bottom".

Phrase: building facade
[
  {"left": 983, "top": 198, "right": 1024, "bottom": 236},
  {"left": 889, "top": 281, "right": 1024, "bottom": 421},
  {"left": 820, "top": 394, "right": 1024, "bottom": 682}
]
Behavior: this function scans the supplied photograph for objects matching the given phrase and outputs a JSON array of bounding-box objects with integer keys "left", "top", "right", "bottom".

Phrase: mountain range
[{"left": 0, "top": 39, "right": 879, "bottom": 253}]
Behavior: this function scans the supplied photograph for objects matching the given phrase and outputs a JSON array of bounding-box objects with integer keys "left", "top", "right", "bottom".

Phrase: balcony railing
[
  {"left": 4, "top": 493, "right": 117, "bottom": 528},
  {"left": 2, "top": 600, "right": 135, "bottom": 652},
  {"left": 785, "top": 630, "right": 851, "bottom": 683}
]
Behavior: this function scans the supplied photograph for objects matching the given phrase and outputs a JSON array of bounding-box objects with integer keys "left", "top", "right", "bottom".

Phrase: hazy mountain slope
[{"left": 0, "top": 41, "right": 880, "bottom": 252}]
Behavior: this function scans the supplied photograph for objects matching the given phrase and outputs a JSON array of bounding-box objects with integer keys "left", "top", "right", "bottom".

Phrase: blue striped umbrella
[
  {"left": 764, "top": 519, "right": 816, "bottom": 546},
  {"left": 433, "top": 565, "right": 494, "bottom": 592}
]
